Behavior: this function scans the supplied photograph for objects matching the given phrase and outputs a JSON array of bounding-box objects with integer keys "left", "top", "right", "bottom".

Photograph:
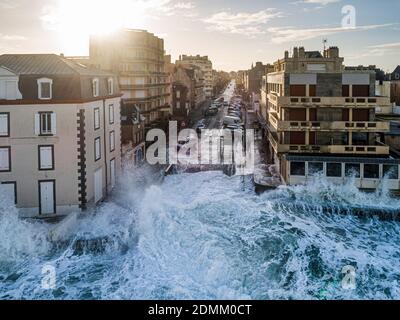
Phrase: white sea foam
[{"left": 1, "top": 170, "right": 400, "bottom": 300}]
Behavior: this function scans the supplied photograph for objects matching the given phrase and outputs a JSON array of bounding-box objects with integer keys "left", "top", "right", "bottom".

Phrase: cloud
[
  {"left": 268, "top": 23, "right": 395, "bottom": 44},
  {"left": 204, "top": 9, "right": 283, "bottom": 37},
  {"left": 0, "top": 33, "right": 26, "bottom": 41},
  {"left": 294, "top": 0, "right": 341, "bottom": 5},
  {"left": 174, "top": 2, "right": 195, "bottom": 10},
  {"left": 358, "top": 42, "right": 400, "bottom": 58},
  {"left": 0, "top": 0, "right": 19, "bottom": 9}
]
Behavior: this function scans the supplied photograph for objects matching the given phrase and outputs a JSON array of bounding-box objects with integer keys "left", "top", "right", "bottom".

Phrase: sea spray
[{"left": 1, "top": 172, "right": 400, "bottom": 300}]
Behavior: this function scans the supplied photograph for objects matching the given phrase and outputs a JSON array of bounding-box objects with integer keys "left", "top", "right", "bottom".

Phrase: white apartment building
[{"left": 0, "top": 54, "right": 121, "bottom": 218}]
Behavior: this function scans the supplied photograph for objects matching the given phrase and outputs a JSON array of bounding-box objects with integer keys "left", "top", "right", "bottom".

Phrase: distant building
[
  {"left": 265, "top": 47, "right": 399, "bottom": 192},
  {"left": 89, "top": 29, "right": 171, "bottom": 133},
  {"left": 390, "top": 66, "right": 400, "bottom": 106},
  {"left": 244, "top": 62, "right": 274, "bottom": 95},
  {"left": 171, "top": 82, "right": 190, "bottom": 130},
  {"left": 0, "top": 54, "right": 121, "bottom": 217},
  {"left": 176, "top": 55, "right": 213, "bottom": 99}
]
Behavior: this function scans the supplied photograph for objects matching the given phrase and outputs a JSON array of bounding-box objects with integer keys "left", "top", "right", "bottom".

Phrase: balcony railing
[
  {"left": 268, "top": 132, "right": 389, "bottom": 155},
  {"left": 267, "top": 94, "right": 391, "bottom": 108},
  {"left": 269, "top": 118, "right": 390, "bottom": 132}
]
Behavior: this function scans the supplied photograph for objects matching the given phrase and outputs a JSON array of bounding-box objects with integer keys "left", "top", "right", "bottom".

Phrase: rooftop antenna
[{"left": 323, "top": 38, "right": 328, "bottom": 51}]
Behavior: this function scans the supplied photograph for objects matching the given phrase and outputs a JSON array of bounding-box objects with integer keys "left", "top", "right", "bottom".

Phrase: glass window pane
[
  {"left": 364, "top": 164, "right": 379, "bottom": 179},
  {"left": 290, "top": 162, "right": 305, "bottom": 176},
  {"left": 327, "top": 163, "right": 342, "bottom": 177}
]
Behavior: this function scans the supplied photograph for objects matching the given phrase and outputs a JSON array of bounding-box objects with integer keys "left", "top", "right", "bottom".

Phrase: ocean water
[{"left": 1, "top": 169, "right": 400, "bottom": 300}]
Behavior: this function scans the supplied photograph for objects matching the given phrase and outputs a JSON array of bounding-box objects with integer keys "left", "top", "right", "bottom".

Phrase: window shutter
[
  {"left": 40, "top": 147, "right": 53, "bottom": 169},
  {"left": 34, "top": 113, "right": 40, "bottom": 135},
  {"left": 51, "top": 113, "right": 57, "bottom": 135},
  {"left": 0, "top": 114, "right": 8, "bottom": 136},
  {"left": 0, "top": 148, "right": 9, "bottom": 171}
]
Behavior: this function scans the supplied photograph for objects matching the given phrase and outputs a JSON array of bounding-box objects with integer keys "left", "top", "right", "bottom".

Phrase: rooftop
[{"left": 0, "top": 54, "right": 113, "bottom": 77}]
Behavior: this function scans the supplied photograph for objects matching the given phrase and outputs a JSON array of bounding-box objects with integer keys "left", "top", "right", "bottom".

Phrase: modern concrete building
[
  {"left": 265, "top": 47, "right": 399, "bottom": 192},
  {"left": 89, "top": 29, "right": 171, "bottom": 132},
  {"left": 0, "top": 54, "right": 121, "bottom": 217},
  {"left": 176, "top": 55, "right": 213, "bottom": 99}
]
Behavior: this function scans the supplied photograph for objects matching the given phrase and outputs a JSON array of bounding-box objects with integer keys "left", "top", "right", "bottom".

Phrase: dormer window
[
  {"left": 108, "top": 78, "right": 114, "bottom": 95},
  {"left": 37, "top": 78, "right": 53, "bottom": 100},
  {"left": 92, "top": 78, "right": 99, "bottom": 97}
]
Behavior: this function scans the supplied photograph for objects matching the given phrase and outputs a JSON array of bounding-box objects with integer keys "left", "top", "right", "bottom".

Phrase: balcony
[
  {"left": 269, "top": 117, "right": 390, "bottom": 132},
  {"left": 268, "top": 132, "right": 389, "bottom": 155},
  {"left": 267, "top": 94, "right": 391, "bottom": 109}
]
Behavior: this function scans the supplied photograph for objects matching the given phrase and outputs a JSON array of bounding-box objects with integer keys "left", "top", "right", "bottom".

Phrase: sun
[{"left": 46, "top": 0, "right": 148, "bottom": 54}]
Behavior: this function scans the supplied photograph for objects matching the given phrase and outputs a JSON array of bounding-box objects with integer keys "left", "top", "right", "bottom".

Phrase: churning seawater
[{"left": 1, "top": 169, "right": 400, "bottom": 300}]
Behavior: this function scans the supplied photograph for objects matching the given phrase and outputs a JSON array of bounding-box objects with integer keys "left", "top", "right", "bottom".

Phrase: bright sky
[{"left": 0, "top": 0, "right": 399, "bottom": 72}]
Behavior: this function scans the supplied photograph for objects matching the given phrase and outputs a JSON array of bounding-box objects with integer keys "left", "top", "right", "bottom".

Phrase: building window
[
  {"left": 37, "top": 78, "right": 53, "bottom": 100},
  {"left": 109, "top": 104, "right": 115, "bottom": 124},
  {"left": 352, "top": 85, "right": 370, "bottom": 97},
  {"left": 176, "top": 102, "right": 180, "bottom": 109},
  {"left": 95, "top": 137, "right": 101, "bottom": 161},
  {"left": 327, "top": 163, "right": 342, "bottom": 177},
  {"left": 0, "top": 146, "right": 11, "bottom": 172},
  {"left": 94, "top": 108, "right": 100, "bottom": 130},
  {"left": 364, "top": 164, "right": 379, "bottom": 179},
  {"left": 0, "top": 112, "right": 10, "bottom": 137},
  {"left": 108, "top": 78, "right": 114, "bottom": 95},
  {"left": 38, "top": 145, "right": 55, "bottom": 171},
  {"left": 176, "top": 90, "right": 180, "bottom": 98},
  {"left": 92, "top": 78, "right": 99, "bottom": 97},
  {"left": 342, "top": 85, "right": 350, "bottom": 97},
  {"left": 290, "top": 162, "right": 305, "bottom": 176},
  {"left": 308, "top": 162, "right": 323, "bottom": 176},
  {"left": 1, "top": 181, "right": 17, "bottom": 204},
  {"left": 345, "top": 163, "right": 361, "bottom": 178},
  {"left": 383, "top": 165, "right": 399, "bottom": 180},
  {"left": 290, "top": 85, "right": 306, "bottom": 97},
  {"left": 35, "top": 112, "right": 56, "bottom": 136},
  {"left": 309, "top": 85, "right": 316, "bottom": 97},
  {"left": 109, "top": 131, "right": 115, "bottom": 152}
]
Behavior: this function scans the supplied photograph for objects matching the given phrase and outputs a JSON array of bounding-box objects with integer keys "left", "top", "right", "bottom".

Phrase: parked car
[
  {"left": 206, "top": 107, "right": 218, "bottom": 117},
  {"left": 196, "top": 121, "right": 206, "bottom": 134},
  {"left": 223, "top": 116, "right": 243, "bottom": 127}
]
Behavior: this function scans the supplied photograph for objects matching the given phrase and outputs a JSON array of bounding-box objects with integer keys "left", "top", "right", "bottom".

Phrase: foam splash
[{"left": 1, "top": 171, "right": 400, "bottom": 300}]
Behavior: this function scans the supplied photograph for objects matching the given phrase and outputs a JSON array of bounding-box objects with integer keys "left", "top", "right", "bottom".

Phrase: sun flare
[{"left": 44, "top": 0, "right": 148, "bottom": 54}]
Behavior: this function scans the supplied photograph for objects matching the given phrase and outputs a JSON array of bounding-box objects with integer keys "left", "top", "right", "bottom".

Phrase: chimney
[
  {"left": 299, "top": 47, "right": 305, "bottom": 58},
  {"left": 293, "top": 47, "right": 298, "bottom": 58},
  {"left": 284, "top": 50, "right": 289, "bottom": 59},
  {"left": 327, "top": 46, "right": 339, "bottom": 58}
]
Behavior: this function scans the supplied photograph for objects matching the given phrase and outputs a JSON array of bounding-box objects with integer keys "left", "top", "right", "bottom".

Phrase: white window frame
[
  {"left": 38, "top": 145, "right": 54, "bottom": 171},
  {"left": 109, "top": 131, "right": 115, "bottom": 152},
  {"left": 0, "top": 146, "right": 11, "bottom": 172},
  {"left": 95, "top": 137, "right": 101, "bottom": 161},
  {"left": 108, "top": 78, "right": 114, "bottom": 95},
  {"left": 36, "top": 112, "right": 56, "bottom": 136},
  {"left": 37, "top": 78, "right": 53, "bottom": 100},
  {"left": 109, "top": 104, "right": 114, "bottom": 124},
  {"left": 94, "top": 108, "right": 100, "bottom": 130},
  {"left": 92, "top": 78, "right": 100, "bottom": 97},
  {"left": 0, "top": 112, "right": 10, "bottom": 137}
]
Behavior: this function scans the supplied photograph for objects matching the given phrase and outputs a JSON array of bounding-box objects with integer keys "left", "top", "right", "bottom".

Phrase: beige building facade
[
  {"left": 0, "top": 54, "right": 121, "bottom": 218},
  {"left": 264, "top": 47, "right": 400, "bottom": 192}
]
